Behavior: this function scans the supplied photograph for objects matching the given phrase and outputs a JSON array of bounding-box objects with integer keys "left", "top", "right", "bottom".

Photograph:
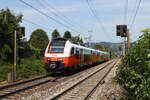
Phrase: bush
[
  {"left": 17, "top": 57, "right": 48, "bottom": 79},
  {"left": 0, "top": 57, "right": 48, "bottom": 82},
  {"left": 115, "top": 30, "right": 150, "bottom": 99},
  {"left": 0, "top": 63, "right": 12, "bottom": 82}
]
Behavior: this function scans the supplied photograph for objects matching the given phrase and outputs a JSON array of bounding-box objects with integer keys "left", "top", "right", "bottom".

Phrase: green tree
[
  {"left": 94, "top": 43, "right": 116, "bottom": 58},
  {"left": 0, "top": 8, "right": 22, "bottom": 62},
  {"left": 70, "top": 36, "right": 83, "bottom": 45},
  {"left": 94, "top": 43, "right": 111, "bottom": 52},
  {"left": 29, "top": 29, "right": 49, "bottom": 51},
  {"left": 94, "top": 43, "right": 103, "bottom": 50},
  {"left": 51, "top": 29, "right": 60, "bottom": 40},
  {"left": 116, "top": 28, "right": 150, "bottom": 99},
  {"left": 63, "top": 31, "right": 72, "bottom": 39}
]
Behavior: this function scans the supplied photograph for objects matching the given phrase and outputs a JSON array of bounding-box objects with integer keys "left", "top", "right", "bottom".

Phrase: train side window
[
  {"left": 76, "top": 49, "right": 79, "bottom": 59},
  {"left": 80, "top": 49, "right": 83, "bottom": 54},
  {"left": 71, "top": 47, "right": 74, "bottom": 55},
  {"left": 76, "top": 50, "right": 79, "bottom": 54}
]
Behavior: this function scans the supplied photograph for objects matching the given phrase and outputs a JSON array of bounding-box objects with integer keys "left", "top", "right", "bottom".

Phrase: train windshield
[
  {"left": 48, "top": 39, "right": 66, "bottom": 53},
  {"left": 51, "top": 40, "right": 66, "bottom": 46},
  {"left": 49, "top": 47, "right": 64, "bottom": 53}
]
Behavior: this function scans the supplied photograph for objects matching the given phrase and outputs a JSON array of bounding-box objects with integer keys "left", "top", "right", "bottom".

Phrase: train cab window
[
  {"left": 70, "top": 47, "right": 74, "bottom": 55},
  {"left": 48, "top": 38, "right": 66, "bottom": 53}
]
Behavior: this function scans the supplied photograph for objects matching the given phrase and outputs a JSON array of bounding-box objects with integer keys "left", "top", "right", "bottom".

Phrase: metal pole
[
  {"left": 122, "top": 38, "right": 124, "bottom": 56},
  {"left": 88, "top": 30, "right": 92, "bottom": 48},
  {"left": 127, "top": 29, "right": 130, "bottom": 50},
  {"left": 13, "top": 30, "right": 17, "bottom": 82}
]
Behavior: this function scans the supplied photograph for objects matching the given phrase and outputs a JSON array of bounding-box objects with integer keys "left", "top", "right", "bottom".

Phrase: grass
[{"left": 0, "top": 57, "right": 48, "bottom": 82}]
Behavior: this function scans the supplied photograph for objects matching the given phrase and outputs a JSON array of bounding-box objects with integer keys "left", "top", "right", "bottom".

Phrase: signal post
[
  {"left": 8, "top": 27, "right": 25, "bottom": 83},
  {"left": 116, "top": 25, "right": 130, "bottom": 55}
]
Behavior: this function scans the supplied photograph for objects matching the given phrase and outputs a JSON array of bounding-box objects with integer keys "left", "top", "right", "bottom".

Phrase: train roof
[
  {"left": 68, "top": 40, "right": 109, "bottom": 54},
  {"left": 51, "top": 38, "right": 109, "bottom": 55}
]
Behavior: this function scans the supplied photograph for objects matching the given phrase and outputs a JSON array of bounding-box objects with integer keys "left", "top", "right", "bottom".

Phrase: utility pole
[
  {"left": 122, "top": 38, "right": 126, "bottom": 56},
  {"left": 84, "top": 30, "right": 93, "bottom": 47},
  {"left": 8, "top": 27, "right": 25, "bottom": 83},
  {"left": 8, "top": 30, "right": 17, "bottom": 83},
  {"left": 127, "top": 29, "right": 131, "bottom": 51},
  {"left": 88, "top": 30, "right": 92, "bottom": 47},
  {"left": 13, "top": 30, "right": 17, "bottom": 81}
]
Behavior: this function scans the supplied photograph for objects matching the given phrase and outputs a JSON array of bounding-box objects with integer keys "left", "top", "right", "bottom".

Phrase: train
[{"left": 44, "top": 38, "right": 110, "bottom": 73}]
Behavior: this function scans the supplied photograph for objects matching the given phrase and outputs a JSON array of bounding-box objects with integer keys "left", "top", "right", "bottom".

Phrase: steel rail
[
  {"left": 0, "top": 75, "right": 57, "bottom": 98},
  {"left": 83, "top": 59, "right": 119, "bottom": 100},
  {"left": 49, "top": 60, "right": 116, "bottom": 100}
]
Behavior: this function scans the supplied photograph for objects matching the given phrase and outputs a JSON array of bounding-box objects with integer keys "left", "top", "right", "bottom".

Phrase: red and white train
[{"left": 44, "top": 38, "right": 109, "bottom": 72}]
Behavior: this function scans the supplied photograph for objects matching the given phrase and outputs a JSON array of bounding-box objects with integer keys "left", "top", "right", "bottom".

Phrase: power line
[
  {"left": 23, "top": 19, "right": 51, "bottom": 30},
  {"left": 128, "top": 0, "right": 138, "bottom": 26},
  {"left": 38, "top": 0, "right": 87, "bottom": 32},
  {"left": 86, "top": 0, "right": 114, "bottom": 42},
  {"left": 124, "top": 0, "right": 128, "bottom": 25},
  {"left": 35, "top": 0, "right": 83, "bottom": 33},
  {"left": 19, "top": 0, "right": 82, "bottom": 34},
  {"left": 129, "top": 0, "right": 142, "bottom": 29}
]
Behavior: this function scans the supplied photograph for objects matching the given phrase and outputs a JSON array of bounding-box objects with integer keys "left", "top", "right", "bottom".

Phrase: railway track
[
  {"left": 0, "top": 75, "right": 57, "bottom": 99},
  {"left": 46, "top": 59, "right": 119, "bottom": 100},
  {"left": 0, "top": 59, "right": 119, "bottom": 100}
]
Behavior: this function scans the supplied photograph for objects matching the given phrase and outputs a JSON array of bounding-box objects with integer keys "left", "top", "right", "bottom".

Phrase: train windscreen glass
[
  {"left": 49, "top": 39, "right": 66, "bottom": 53},
  {"left": 51, "top": 40, "right": 66, "bottom": 46}
]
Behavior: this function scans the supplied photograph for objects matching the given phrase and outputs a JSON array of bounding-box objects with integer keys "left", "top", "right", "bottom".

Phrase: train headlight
[
  {"left": 47, "top": 58, "right": 51, "bottom": 62},
  {"left": 58, "top": 58, "right": 63, "bottom": 61}
]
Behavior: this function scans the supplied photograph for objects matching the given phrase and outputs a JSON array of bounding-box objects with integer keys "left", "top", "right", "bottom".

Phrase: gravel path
[{"left": 89, "top": 59, "right": 128, "bottom": 100}]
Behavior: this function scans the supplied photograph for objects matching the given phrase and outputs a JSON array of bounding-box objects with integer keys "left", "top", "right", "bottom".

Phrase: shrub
[
  {"left": 115, "top": 30, "right": 150, "bottom": 99},
  {"left": 17, "top": 57, "right": 48, "bottom": 79},
  {"left": 0, "top": 63, "right": 12, "bottom": 82},
  {"left": 0, "top": 57, "right": 47, "bottom": 82}
]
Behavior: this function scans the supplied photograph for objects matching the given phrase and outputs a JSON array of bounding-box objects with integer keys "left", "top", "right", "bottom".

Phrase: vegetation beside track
[
  {"left": 115, "top": 29, "right": 150, "bottom": 99},
  {"left": 0, "top": 57, "right": 48, "bottom": 82}
]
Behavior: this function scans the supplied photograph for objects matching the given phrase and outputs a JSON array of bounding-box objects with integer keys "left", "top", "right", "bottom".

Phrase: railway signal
[
  {"left": 116, "top": 25, "right": 127, "bottom": 37},
  {"left": 116, "top": 25, "right": 130, "bottom": 55},
  {"left": 16, "top": 27, "right": 25, "bottom": 38},
  {"left": 8, "top": 27, "right": 25, "bottom": 83}
]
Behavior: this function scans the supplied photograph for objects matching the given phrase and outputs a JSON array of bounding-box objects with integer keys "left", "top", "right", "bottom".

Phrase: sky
[{"left": 0, "top": 0, "right": 149, "bottom": 43}]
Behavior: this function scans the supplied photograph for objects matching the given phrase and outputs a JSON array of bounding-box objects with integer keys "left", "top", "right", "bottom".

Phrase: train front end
[{"left": 44, "top": 38, "right": 68, "bottom": 72}]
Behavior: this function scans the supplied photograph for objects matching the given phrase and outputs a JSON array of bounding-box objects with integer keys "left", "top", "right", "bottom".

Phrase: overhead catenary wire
[
  {"left": 129, "top": 0, "right": 142, "bottom": 29},
  {"left": 19, "top": 0, "right": 82, "bottom": 35},
  {"left": 23, "top": 19, "right": 51, "bottom": 30},
  {"left": 36, "top": 0, "right": 87, "bottom": 33},
  {"left": 124, "top": 0, "right": 128, "bottom": 25},
  {"left": 86, "top": 0, "right": 114, "bottom": 42},
  {"left": 35, "top": 0, "right": 83, "bottom": 33},
  {"left": 128, "top": 0, "right": 138, "bottom": 26}
]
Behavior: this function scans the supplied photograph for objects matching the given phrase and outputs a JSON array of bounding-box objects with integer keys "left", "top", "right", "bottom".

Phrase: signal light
[
  {"left": 16, "top": 27, "right": 25, "bottom": 38},
  {"left": 116, "top": 25, "right": 127, "bottom": 37}
]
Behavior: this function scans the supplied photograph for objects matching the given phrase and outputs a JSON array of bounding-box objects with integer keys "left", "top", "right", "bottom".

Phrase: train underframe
[
  {"left": 45, "top": 61, "right": 65, "bottom": 72},
  {"left": 44, "top": 59, "right": 108, "bottom": 73}
]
